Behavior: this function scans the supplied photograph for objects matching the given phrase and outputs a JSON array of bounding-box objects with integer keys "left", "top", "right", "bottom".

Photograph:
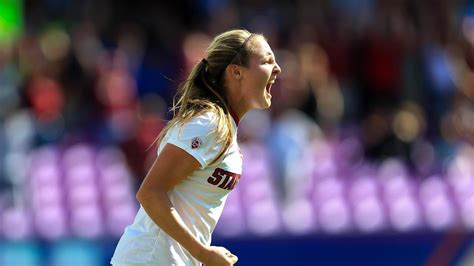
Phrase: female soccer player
[{"left": 111, "top": 29, "right": 281, "bottom": 266}]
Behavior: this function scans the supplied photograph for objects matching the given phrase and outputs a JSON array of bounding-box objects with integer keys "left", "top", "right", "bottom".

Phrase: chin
[
  {"left": 259, "top": 99, "right": 272, "bottom": 109},
  {"left": 251, "top": 95, "right": 272, "bottom": 110},
  {"left": 263, "top": 94, "right": 272, "bottom": 108},
  {"left": 263, "top": 100, "right": 271, "bottom": 108}
]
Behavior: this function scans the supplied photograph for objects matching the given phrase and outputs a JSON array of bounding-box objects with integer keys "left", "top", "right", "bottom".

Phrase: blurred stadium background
[{"left": 0, "top": 0, "right": 474, "bottom": 265}]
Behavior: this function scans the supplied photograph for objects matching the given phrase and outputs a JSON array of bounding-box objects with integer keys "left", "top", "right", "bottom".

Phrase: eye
[{"left": 263, "top": 58, "right": 274, "bottom": 64}]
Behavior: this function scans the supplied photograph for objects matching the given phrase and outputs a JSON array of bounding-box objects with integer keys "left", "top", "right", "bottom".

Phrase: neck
[
  {"left": 226, "top": 80, "right": 251, "bottom": 125},
  {"left": 228, "top": 105, "right": 240, "bottom": 125},
  {"left": 227, "top": 96, "right": 251, "bottom": 125}
]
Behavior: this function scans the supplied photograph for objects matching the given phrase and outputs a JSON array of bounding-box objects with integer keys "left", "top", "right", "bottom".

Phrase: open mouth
[
  {"left": 266, "top": 77, "right": 276, "bottom": 95},
  {"left": 266, "top": 82, "right": 272, "bottom": 94}
]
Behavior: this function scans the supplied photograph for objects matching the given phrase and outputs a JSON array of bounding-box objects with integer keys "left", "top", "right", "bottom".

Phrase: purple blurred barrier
[
  {"left": 348, "top": 163, "right": 378, "bottom": 181},
  {"left": 98, "top": 164, "right": 133, "bottom": 187},
  {"left": 64, "top": 165, "right": 96, "bottom": 188},
  {"left": 102, "top": 181, "right": 134, "bottom": 207},
  {"left": 317, "top": 196, "right": 351, "bottom": 234},
  {"left": 352, "top": 196, "right": 386, "bottom": 233},
  {"left": 105, "top": 202, "right": 138, "bottom": 237},
  {"left": 239, "top": 181, "right": 282, "bottom": 236},
  {"left": 34, "top": 204, "right": 68, "bottom": 240},
  {"left": 378, "top": 158, "right": 409, "bottom": 181},
  {"left": 241, "top": 144, "right": 272, "bottom": 183},
  {"left": 1, "top": 207, "right": 33, "bottom": 240},
  {"left": 419, "top": 176, "right": 448, "bottom": 201},
  {"left": 445, "top": 164, "right": 474, "bottom": 230},
  {"left": 448, "top": 174, "right": 474, "bottom": 199},
  {"left": 349, "top": 176, "right": 380, "bottom": 202},
  {"left": 214, "top": 190, "right": 247, "bottom": 237},
  {"left": 446, "top": 155, "right": 474, "bottom": 223},
  {"left": 313, "top": 177, "right": 344, "bottom": 204},
  {"left": 458, "top": 194, "right": 474, "bottom": 230},
  {"left": 31, "top": 184, "right": 62, "bottom": 209},
  {"left": 309, "top": 139, "right": 338, "bottom": 181},
  {"left": 281, "top": 198, "right": 316, "bottom": 235},
  {"left": 70, "top": 203, "right": 103, "bottom": 239},
  {"left": 240, "top": 180, "right": 274, "bottom": 206},
  {"left": 382, "top": 175, "right": 415, "bottom": 202},
  {"left": 282, "top": 149, "right": 316, "bottom": 199},
  {"left": 246, "top": 198, "right": 282, "bottom": 236},
  {"left": 421, "top": 194, "right": 456, "bottom": 231},
  {"left": 29, "top": 164, "right": 61, "bottom": 187},
  {"left": 67, "top": 184, "right": 99, "bottom": 208},
  {"left": 386, "top": 194, "right": 422, "bottom": 232},
  {"left": 418, "top": 177, "right": 456, "bottom": 231},
  {"left": 62, "top": 144, "right": 95, "bottom": 170},
  {"left": 378, "top": 160, "right": 416, "bottom": 232}
]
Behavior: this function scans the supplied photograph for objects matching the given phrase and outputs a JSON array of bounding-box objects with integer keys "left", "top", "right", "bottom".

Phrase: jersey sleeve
[{"left": 165, "top": 113, "right": 223, "bottom": 169}]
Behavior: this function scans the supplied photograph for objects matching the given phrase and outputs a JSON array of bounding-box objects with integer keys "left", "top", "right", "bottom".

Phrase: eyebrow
[{"left": 263, "top": 52, "right": 274, "bottom": 59}]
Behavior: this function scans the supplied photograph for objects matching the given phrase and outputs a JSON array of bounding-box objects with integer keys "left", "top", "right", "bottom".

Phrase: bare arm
[{"left": 136, "top": 144, "right": 237, "bottom": 265}]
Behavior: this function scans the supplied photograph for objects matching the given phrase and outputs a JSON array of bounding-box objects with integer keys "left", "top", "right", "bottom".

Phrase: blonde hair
[{"left": 155, "top": 29, "right": 263, "bottom": 165}]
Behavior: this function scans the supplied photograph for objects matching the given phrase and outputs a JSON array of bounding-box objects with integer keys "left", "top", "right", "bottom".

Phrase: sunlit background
[{"left": 0, "top": 0, "right": 473, "bottom": 265}]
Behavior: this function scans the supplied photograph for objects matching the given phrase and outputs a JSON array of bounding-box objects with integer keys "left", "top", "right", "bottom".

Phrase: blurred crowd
[{"left": 1, "top": 0, "right": 474, "bottom": 242}]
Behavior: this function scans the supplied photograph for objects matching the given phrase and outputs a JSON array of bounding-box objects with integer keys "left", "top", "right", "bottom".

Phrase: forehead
[{"left": 249, "top": 37, "right": 274, "bottom": 57}]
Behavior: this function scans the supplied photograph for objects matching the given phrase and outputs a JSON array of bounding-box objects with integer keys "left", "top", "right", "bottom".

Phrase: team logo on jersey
[{"left": 191, "top": 137, "right": 202, "bottom": 149}]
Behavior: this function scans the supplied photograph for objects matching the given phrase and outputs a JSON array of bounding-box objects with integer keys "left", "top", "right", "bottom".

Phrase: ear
[{"left": 227, "top": 64, "right": 242, "bottom": 80}]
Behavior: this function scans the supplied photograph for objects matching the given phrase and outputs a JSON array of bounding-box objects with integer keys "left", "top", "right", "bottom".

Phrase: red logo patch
[{"left": 191, "top": 137, "right": 202, "bottom": 149}]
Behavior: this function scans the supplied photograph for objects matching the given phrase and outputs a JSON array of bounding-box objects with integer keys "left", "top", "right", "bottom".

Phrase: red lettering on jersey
[
  {"left": 218, "top": 173, "right": 232, "bottom": 188},
  {"left": 207, "top": 168, "right": 226, "bottom": 185},
  {"left": 228, "top": 174, "right": 240, "bottom": 190},
  {"left": 207, "top": 168, "right": 241, "bottom": 190},
  {"left": 222, "top": 174, "right": 236, "bottom": 190}
]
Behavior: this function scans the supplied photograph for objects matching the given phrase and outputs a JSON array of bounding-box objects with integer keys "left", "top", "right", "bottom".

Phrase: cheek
[
  {"left": 244, "top": 74, "right": 262, "bottom": 87},
  {"left": 243, "top": 65, "right": 270, "bottom": 91},
  {"left": 253, "top": 67, "right": 271, "bottom": 84},
  {"left": 251, "top": 76, "right": 267, "bottom": 93}
]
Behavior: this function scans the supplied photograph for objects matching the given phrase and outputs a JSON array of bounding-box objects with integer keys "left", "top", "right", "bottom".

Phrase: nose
[{"left": 273, "top": 62, "right": 282, "bottom": 75}]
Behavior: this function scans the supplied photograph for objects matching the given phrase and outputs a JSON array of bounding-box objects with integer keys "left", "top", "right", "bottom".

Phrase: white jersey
[{"left": 111, "top": 111, "right": 242, "bottom": 266}]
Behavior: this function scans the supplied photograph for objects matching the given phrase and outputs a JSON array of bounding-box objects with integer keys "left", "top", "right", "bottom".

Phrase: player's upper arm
[
  {"left": 166, "top": 112, "right": 222, "bottom": 169},
  {"left": 136, "top": 143, "right": 201, "bottom": 201}
]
